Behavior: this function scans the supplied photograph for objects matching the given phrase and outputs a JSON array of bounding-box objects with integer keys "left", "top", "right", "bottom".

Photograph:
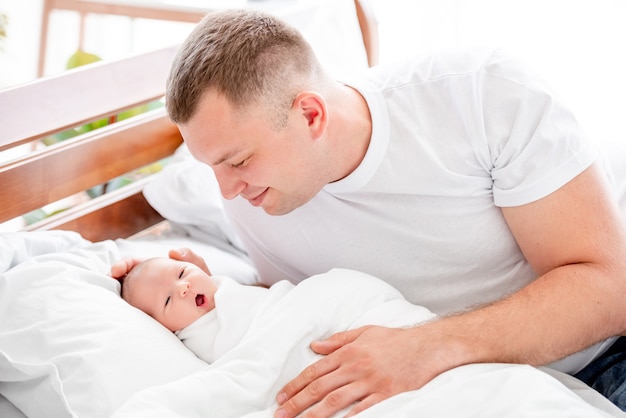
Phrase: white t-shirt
[{"left": 222, "top": 49, "right": 608, "bottom": 372}]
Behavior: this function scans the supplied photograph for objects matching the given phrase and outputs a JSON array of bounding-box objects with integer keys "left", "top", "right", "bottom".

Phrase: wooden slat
[
  {"left": 45, "top": 0, "right": 210, "bottom": 23},
  {"left": 24, "top": 178, "right": 165, "bottom": 240},
  {"left": 0, "top": 45, "right": 179, "bottom": 150},
  {"left": 354, "top": 0, "right": 379, "bottom": 67},
  {"left": 0, "top": 108, "right": 182, "bottom": 224}
]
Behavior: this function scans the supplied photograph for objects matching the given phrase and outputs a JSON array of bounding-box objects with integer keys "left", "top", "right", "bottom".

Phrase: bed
[
  {"left": 1, "top": 3, "right": 625, "bottom": 417},
  {"left": 0, "top": 234, "right": 622, "bottom": 418}
]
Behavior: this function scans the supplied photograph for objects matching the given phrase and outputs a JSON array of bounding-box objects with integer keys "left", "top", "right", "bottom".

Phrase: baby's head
[{"left": 120, "top": 257, "right": 217, "bottom": 332}]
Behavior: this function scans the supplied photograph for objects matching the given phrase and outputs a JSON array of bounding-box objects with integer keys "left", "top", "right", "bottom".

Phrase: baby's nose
[{"left": 177, "top": 281, "right": 190, "bottom": 297}]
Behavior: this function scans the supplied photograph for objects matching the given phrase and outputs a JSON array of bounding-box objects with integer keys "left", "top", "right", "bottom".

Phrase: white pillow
[
  {"left": 0, "top": 230, "right": 89, "bottom": 273},
  {"left": 0, "top": 241, "right": 208, "bottom": 418}
]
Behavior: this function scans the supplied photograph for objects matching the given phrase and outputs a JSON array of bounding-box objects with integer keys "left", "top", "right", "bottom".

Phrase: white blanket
[{"left": 113, "top": 269, "right": 622, "bottom": 418}]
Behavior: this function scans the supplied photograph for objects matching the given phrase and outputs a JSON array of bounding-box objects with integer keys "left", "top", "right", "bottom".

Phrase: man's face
[{"left": 179, "top": 90, "right": 331, "bottom": 216}]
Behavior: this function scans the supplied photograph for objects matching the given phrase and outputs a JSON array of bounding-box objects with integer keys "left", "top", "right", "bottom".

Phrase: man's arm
[
  {"left": 493, "top": 163, "right": 626, "bottom": 363},
  {"left": 274, "top": 163, "right": 626, "bottom": 418}
]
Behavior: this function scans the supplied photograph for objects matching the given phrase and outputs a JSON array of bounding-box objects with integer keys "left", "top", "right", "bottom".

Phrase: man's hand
[
  {"left": 167, "top": 247, "right": 212, "bottom": 275},
  {"left": 275, "top": 323, "right": 462, "bottom": 418},
  {"left": 110, "top": 256, "right": 143, "bottom": 279},
  {"left": 110, "top": 247, "right": 211, "bottom": 279}
]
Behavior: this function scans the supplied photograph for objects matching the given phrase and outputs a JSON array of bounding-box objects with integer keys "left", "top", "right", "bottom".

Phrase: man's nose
[{"left": 214, "top": 168, "right": 246, "bottom": 200}]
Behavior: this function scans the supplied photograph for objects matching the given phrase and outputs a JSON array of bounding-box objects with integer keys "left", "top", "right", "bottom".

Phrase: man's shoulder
[{"left": 362, "top": 47, "right": 500, "bottom": 89}]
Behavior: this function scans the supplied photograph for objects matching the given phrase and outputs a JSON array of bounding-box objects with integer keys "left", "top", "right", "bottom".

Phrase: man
[{"left": 123, "top": 8, "right": 626, "bottom": 417}]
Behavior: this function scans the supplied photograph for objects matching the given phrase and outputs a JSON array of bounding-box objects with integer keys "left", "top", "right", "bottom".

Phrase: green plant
[{"left": 0, "top": 12, "right": 8, "bottom": 50}]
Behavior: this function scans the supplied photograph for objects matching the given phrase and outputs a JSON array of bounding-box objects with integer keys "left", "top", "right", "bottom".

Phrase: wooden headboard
[{"left": 0, "top": 46, "right": 183, "bottom": 241}]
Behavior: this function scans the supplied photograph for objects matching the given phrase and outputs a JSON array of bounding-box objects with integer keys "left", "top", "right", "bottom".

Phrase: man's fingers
[
  {"left": 344, "top": 393, "right": 387, "bottom": 418},
  {"left": 307, "top": 380, "right": 370, "bottom": 418},
  {"left": 277, "top": 356, "right": 339, "bottom": 405},
  {"left": 168, "top": 247, "right": 191, "bottom": 261},
  {"left": 276, "top": 361, "right": 354, "bottom": 418},
  {"left": 168, "top": 247, "right": 212, "bottom": 275},
  {"left": 110, "top": 257, "right": 142, "bottom": 279},
  {"left": 310, "top": 327, "right": 371, "bottom": 355},
  {"left": 277, "top": 374, "right": 373, "bottom": 418}
]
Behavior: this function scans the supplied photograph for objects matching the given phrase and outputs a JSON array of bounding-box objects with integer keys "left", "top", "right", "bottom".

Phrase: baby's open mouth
[{"left": 195, "top": 294, "right": 205, "bottom": 307}]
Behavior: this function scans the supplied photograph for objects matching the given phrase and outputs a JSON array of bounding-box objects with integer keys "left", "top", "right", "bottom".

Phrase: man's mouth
[
  {"left": 195, "top": 294, "right": 206, "bottom": 307},
  {"left": 247, "top": 188, "right": 269, "bottom": 207}
]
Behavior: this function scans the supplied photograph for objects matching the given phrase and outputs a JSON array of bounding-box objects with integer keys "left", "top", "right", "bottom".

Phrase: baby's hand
[
  {"left": 168, "top": 248, "right": 212, "bottom": 275},
  {"left": 110, "top": 257, "right": 143, "bottom": 279}
]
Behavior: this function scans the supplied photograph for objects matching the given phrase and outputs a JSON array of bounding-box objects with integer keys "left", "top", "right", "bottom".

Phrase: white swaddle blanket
[
  {"left": 174, "top": 276, "right": 271, "bottom": 364},
  {"left": 113, "top": 268, "right": 621, "bottom": 418}
]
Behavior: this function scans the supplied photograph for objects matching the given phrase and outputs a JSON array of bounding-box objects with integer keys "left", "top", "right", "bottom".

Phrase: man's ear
[{"left": 293, "top": 91, "right": 327, "bottom": 139}]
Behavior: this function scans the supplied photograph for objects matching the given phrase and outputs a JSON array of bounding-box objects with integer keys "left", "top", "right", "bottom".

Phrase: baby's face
[{"left": 129, "top": 258, "right": 217, "bottom": 331}]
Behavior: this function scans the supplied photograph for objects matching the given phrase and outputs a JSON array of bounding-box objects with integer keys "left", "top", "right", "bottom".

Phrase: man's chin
[
  {"left": 258, "top": 198, "right": 302, "bottom": 216},
  {"left": 261, "top": 204, "right": 295, "bottom": 216},
  {"left": 254, "top": 192, "right": 315, "bottom": 216}
]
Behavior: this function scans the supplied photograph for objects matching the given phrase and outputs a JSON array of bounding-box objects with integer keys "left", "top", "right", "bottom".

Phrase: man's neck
[{"left": 327, "top": 84, "right": 372, "bottom": 182}]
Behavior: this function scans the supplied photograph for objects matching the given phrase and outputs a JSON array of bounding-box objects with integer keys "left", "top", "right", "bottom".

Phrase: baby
[
  {"left": 114, "top": 254, "right": 438, "bottom": 366},
  {"left": 118, "top": 256, "right": 217, "bottom": 333}
]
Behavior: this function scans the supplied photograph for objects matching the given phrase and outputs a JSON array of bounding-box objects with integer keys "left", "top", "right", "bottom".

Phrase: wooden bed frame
[
  {"left": 0, "top": 46, "right": 182, "bottom": 241},
  {"left": 0, "top": 1, "right": 378, "bottom": 242}
]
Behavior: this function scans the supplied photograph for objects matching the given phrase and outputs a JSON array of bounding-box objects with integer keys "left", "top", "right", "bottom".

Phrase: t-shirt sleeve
[{"left": 481, "top": 50, "right": 598, "bottom": 207}]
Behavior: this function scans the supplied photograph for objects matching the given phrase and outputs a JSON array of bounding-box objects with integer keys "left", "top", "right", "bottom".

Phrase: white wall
[{"left": 370, "top": 0, "right": 626, "bottom": 146}]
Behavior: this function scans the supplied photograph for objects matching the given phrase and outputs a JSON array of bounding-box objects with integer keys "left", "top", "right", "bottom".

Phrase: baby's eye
[
  {"left": 165, "top": 296, "right": 171, "bottom": 307},
  {"left": 179, "top": 267, "right": 186, "bottom": 279}
]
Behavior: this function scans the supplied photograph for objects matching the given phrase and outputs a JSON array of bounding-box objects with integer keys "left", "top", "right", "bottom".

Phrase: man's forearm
[{"left": 426, "top": 262, "right": 626, "bottom": 370}]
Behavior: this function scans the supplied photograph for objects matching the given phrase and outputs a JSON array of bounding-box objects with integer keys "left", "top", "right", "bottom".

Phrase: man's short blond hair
[{"left": 166, "top": 9, "right": 322, "bottom": 127}]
